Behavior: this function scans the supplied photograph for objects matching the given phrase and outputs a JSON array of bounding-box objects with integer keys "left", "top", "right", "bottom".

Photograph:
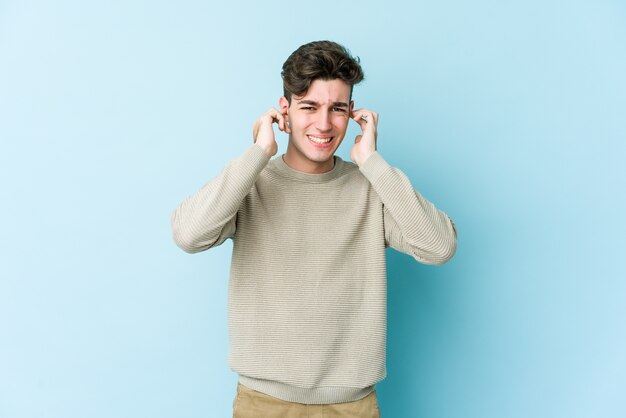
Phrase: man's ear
[
  {"left": 279, "top": 96, "right": 290, "bottom": 115},
  {"left": 350, "top": 100, "right": 355, "bottom": 112}
]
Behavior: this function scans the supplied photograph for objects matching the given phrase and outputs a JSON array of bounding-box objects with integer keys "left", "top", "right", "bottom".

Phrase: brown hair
[{"left": 281, "top": 40, "right": 365, "bottom": 103}]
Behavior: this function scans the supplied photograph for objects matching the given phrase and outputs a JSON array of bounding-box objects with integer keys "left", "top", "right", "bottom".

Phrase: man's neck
[{"left": 282, "top": 151, "right": 335, "bottom": 174}]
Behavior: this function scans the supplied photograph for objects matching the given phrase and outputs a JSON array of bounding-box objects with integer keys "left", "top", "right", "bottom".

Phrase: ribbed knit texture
[{"left": 172, "top": 144, "right": 457, "bottom": 404}]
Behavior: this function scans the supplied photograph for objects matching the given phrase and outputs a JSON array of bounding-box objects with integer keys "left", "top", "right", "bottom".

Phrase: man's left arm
[
  {"left": 351, "top": 109, "right": 457, "bottom": 265},
  {"left": 360, "top": 152, "right": 457, "bottom": 264}
]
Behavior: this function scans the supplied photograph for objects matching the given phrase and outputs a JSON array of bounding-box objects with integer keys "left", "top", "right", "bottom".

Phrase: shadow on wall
[{"left": 377, "top": 248, "right": 461, "bottom": 417}]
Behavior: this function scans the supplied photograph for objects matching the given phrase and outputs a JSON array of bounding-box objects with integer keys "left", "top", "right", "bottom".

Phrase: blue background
[{"left": 1, "top": 1, "right": 624, "bottom": 417}]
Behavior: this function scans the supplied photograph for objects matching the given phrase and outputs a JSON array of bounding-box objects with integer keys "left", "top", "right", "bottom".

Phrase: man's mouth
[{"left": 307, "top": 135, "right": 334, "bottom": 146}]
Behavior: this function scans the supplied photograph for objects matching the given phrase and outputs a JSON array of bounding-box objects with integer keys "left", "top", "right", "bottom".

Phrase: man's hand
[
  {"left": 350, "top": 109, "right": 378, "bottom": 166},
  {"left": 253, "top": 108, "right": 290, "bottom": 157}
]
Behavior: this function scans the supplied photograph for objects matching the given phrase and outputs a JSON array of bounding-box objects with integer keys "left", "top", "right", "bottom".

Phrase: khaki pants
[{"left": 233, "top": 383, "right": 381, "bottom": 418}]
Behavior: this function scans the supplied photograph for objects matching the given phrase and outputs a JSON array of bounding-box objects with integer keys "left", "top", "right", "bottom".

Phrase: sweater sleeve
[
  {"left": 171, "top": 144, "right": 271, "bottom": 254},
  {"left": 359, "top": 152, "right": 457, "bottom": 265}
]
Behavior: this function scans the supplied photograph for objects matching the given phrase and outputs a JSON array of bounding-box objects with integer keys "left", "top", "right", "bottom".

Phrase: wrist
[
  {"left": 355, "top": 151, "right": 374, "bottom": 167},
  {"left": 255, "top": 140, "right": 276, "bottom": 157}
]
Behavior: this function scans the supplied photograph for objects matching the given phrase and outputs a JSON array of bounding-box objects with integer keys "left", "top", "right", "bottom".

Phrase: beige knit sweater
[{"left": 172, "top": 144, "right": 457, "bottom": 404}]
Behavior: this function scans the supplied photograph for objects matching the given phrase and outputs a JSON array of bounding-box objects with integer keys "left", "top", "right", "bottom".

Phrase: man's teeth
[{"left": 308, "top": 136, "right": 332, "bottom": 144}]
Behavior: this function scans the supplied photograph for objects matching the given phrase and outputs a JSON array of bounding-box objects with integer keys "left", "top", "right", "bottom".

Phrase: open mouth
[{"left": 307, "top": 135, "right": 334, "bottom": 147}]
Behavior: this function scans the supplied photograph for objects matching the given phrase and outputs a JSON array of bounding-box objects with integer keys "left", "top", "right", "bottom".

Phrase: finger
[
  {"left": 350, "top": 108, "right": 365, "bottom": 121},
  {"left": 354, "top": 134, "right": 363, "bottom": 144},
  {"left": 352, "top": 109, "right": 376, "bottom": 125},
  {"left": 362, "top": 111, "right": 378, "bottom": 129},
  {"left": 265, "top": 108, "right": 285, "bottom": 131},
  {"left": 265, "top": 108, "right": 281, "bottom": 121},
  {"left": 350, "top": 109, "right": 368, "bottom": 130},
  {"left": 278, "top": 109, "right": 285, "bottom": 131},
  {"left": 360, "top": 110, "right": 378, "bottom": 125},
  {"left": 277, "top": 109, "right": 291, "bottom": 134},
  {"left": 352, "top": 111, "right": 376, "bottom": 135},
  {"left": 277, "top": 114, "right": 285, "bottom": 131}
]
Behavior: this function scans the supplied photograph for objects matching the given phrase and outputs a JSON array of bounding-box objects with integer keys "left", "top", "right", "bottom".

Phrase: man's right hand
[{"left": 253, "top": 108, "right": 290, "bottom": 157}]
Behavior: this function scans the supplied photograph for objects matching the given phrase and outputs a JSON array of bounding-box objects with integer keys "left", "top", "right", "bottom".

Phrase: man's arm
[
  {"left": 171, "top": 108, "right": 287, "bottom": 253},
  {"left": 350, "top": 108, "right": 457, "bottom": 265},
  {"left": 171, "top": 144, "right": 270, "bottom": 253},
  {"left": 360, "top": 152, "right": 457, "bottom": 264}
]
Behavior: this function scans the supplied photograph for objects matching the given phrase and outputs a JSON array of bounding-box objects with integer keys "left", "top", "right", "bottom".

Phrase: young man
[{"left": 172, "top": 41, "right": 457, "bottom": 418}]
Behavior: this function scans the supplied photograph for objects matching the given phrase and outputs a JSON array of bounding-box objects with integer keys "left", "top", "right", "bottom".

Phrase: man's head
[
  {"left": 279, "top": 41, "right": 365, "bottom": 174},
  {"left": 281, "top": 40, "right": 364, "bottom": 104}
]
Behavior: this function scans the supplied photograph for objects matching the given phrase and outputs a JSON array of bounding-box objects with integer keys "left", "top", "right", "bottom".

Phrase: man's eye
[
  {"left": 332, "top": 107, "right": 346, "bottom": 112},
  {"left": 301, "top": 107, "right": 315, "bottom": 110}
]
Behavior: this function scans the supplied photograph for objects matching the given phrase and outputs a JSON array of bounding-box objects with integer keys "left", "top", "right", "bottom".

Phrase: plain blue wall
[{"left": 1, "top": 1, "right": 624, "bottom": 417}]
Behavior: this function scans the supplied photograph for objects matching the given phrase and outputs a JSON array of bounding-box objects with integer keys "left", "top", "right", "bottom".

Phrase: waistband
[{"left": 238, "top": 375, "right": 375, "bottom": 405}]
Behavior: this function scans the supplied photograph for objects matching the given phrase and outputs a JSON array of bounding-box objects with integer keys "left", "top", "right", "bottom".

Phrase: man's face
[{"left": 280, "top": 79, "right": 354, "bottom": 174}]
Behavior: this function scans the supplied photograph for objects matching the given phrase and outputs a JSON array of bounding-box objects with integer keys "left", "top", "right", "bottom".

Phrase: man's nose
[{"left": 316, "top": 111, "right": 332, "bottom": 131}]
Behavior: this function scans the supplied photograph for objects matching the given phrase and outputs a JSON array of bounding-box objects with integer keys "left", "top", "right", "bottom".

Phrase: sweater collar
[{"left": 270, "top": 154, "right": 345, "bottom": 183}]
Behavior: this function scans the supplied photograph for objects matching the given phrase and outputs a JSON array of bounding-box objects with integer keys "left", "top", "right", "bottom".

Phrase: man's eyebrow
[
  {"left": 297, "top": 100, "right": 350, "bottom": 107},
  {"left": 296, "top": 100, "right": 319, "bottom": 106}
]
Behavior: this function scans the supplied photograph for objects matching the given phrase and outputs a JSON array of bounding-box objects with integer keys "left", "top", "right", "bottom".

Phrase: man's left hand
[{"left": 350, "top": 109, "right": 378, "bottom": 167}]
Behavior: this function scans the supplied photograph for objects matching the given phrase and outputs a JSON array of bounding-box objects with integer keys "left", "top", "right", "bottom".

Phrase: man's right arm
[
  {"left": 171, "top": 108, "right": 287, "bottom": 253},
  {"left": 171, "top": 144, "right": 271, "bottom": 253}
]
